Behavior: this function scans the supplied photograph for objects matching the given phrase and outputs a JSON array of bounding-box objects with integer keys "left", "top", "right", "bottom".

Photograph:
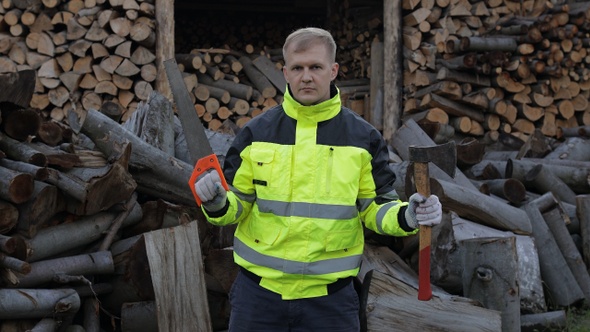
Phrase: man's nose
[{"left": 302, "top": 68, "right": 312, "bottom": 81}]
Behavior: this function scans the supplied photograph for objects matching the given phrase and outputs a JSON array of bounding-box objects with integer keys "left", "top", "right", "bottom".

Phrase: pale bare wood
[
  {"left": 110, "top": 16, "right": 130, "bottom": 37},
  {"left": 66, "top": 17, "right": 87, "bottom": 40},
  {"left": 100, "top": 55, "right": 123, "bottom": 74},
  {"left": 130, "top": 45, "right": 155, "bottom": 65},
  {"left": 69, "top": 39, "right": 92, "bottom": 57},
  {"left": 91, "top": 42, "right": 109, "bottom": 59},
  {"left": 144, "top": 222, "right": 213, "bottom": 332},
  {"left": 82, "top": 90, "right": 102, "bottom": 110},
  {"left": 134, "top": 80, "right": 153, "bottom": 100},
  {"left": 59, "top": 71, "right": 82, "bottom": 92},
  {"left": 115, "top": 58, "right": 140, "bottom": 76},
  {"left": 113, "top": 74, "right": 133, "bottom": 90},
  {"left": 73, "top": 55, "right": 93, "bottom": 74},
  {"left": 95, "top": 80, "right": 118, "bottom": 96},
  {"left": 79, "top": 73, "right": 98, "bottom": 89},
  {"left": 130, "top": 21, "right": 155, "bottom": 47},
  {"left": 119, "top": 89, "right": 134, "bottom": 108},
  {"left": 140, "top": 63, "right": 157, "bottom": 82},
  {"left": 114, "top": 40, "right": 132, "bottom": 58},
  {"left": 103, "top": 33, "right": 126, "bottom": 48}
]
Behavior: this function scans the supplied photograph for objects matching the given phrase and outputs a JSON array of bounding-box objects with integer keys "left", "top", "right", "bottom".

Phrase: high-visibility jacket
[{"left": 203, "top": 84, "right": 418, "bottom": 300}]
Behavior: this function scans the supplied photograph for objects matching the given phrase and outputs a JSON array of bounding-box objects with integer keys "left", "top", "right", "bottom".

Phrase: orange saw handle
[{"left": 188, "top": 153, "right": 229, "bottom": 206}]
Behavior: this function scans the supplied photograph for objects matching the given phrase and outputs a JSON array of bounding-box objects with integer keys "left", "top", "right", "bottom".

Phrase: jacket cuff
[
  {"left": 397, "top": 206, "right": 415, "bottom": 232},
  {"left": 204, "top": 199, "right": 230, "bottom": 218}
]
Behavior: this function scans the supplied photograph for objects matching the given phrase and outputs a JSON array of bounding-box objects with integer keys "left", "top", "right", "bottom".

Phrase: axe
[{"left": 408, "top": 141, "right": 456, "bottom": 301}]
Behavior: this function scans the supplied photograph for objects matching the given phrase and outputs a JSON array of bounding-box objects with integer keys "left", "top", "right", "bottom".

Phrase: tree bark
[
  {"left": 461, "top": 237, "right": 520, "bottom": 332},
  {"left": 522, "top": 197, "right": 584, "bottom": 307},
  {"left": 15, "top": 251, "right": 114, "bottom": 288},
  {"left": 0, "top": 288, "right": 80, "bottom": 319}
]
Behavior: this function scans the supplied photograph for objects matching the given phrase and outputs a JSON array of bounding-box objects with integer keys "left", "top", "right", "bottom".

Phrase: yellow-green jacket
[{"left": 203, "top": 84, "right": 417, "bottom": 300}]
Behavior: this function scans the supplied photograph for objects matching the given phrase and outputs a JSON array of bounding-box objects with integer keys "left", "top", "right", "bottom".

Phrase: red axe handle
[{"left": 414, "top": 162, "right": 433, "bottom": 301}]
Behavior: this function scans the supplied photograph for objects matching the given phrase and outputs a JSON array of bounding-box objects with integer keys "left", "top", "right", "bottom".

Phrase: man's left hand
[{"left": 405, "top": 193, "right": 442, "bottom": 228}]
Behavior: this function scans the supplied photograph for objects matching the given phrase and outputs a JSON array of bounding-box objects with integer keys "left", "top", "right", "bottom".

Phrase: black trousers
[{"left": 228, "top": 270, "right": 361, "bottom": 332}]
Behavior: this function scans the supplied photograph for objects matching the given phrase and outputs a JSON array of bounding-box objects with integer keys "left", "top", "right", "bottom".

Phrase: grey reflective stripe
[
  {"left": 234, "top": 237, "right": 361, "bottom": 275},
  {"left": 375, "top": 201, "right": 400, "bottom": 233},
  {"left": 231, "top": 186, "right": 256, "bottom": 203},
  {"left": 234, "top": 199, "right": 244, "bottom": 219},
  {"left": 257, "top": 198, "right": 358, "bottom": 219},
  {"left": 356, "top": 198, "right": 373, "bottom": 212}
]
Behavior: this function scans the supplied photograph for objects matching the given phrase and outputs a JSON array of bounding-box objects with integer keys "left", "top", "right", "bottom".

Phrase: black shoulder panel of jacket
[
  {"left": 317, "top": 108, "right": 396, "bottom": 196},
  {"left": 223, "top": 106, "right": 295, "bottom": 184}
]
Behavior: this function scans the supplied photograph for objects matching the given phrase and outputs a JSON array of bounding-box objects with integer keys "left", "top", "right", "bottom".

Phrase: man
[{"left": 195, "top": 27, "right": 442, "bottom": 331}]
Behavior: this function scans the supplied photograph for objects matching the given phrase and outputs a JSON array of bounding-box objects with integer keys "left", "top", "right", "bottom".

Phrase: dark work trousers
[{"left": 228, "top": 270, "right": 361, "bottom": 332}]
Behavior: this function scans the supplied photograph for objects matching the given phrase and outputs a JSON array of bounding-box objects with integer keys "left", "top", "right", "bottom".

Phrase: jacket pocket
[
  {"left": 325, "top": 228, "right": 363, "bottom": 252},
  {"left": 244, "top": 217, "right": 282, "bottom": 245},
  {"left": 250, "top": 148, "right": 275, "bottom": 188}
]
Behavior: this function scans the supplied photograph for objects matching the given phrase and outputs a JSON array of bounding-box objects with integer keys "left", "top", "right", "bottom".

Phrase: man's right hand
[{"left": 195, "top": 171, "right": 227, "bottom": 212}]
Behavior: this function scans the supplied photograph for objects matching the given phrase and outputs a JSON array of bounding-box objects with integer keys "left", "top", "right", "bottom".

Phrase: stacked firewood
[{"left": 401, "top": 0, "right": 590, "bottom": 145}]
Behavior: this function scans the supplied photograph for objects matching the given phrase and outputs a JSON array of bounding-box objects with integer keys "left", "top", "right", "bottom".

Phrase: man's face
[{"left": 283, "top": 42, "right": 339, "bottom": 106}]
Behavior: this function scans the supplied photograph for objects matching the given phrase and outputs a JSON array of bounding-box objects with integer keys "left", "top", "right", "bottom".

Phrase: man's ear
[{"left": 331, "top": 63, "right": 339, "bottom": 81}]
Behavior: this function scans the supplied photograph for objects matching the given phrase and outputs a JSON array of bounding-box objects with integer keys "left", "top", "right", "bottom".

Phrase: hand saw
[{"left": 164, "top": 58, "right": 229, "bottom": 206}]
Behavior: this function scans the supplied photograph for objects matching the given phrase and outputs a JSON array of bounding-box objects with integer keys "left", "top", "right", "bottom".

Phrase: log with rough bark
[
  {"left": 0, "top": 70, "right": 35, "bottom": 108},
  {"left": 431, "top": 178, "right": 532, "bottom": 234},
  {"left": 24, "top": 202, "right": 142, "bottom": 262},
  {"left": 76, "top": 109, "right": 195, "bottom": 205},
  {"left": 0, "top": 288, "right": 80, "bottom": 319},
  {"left": 522, "top": 195, "right": 585, "bottom": 307},
  {"left": 451, "top": 214, "right": 546, "bottom": 314},
  {"left": 461, "top": 237, "right": 520, "bottom": 331},
  {"left": 360, "top": 269, "right": 501, "bottom": 331},
  {"left": 15, "top": 251, "right": 114, "bottom": 288}
]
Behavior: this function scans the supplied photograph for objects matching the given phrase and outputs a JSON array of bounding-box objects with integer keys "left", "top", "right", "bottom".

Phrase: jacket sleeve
[
  {"left": 201, "top": 128, "right": 256, "bottom": 226},
  {"left": 358, "top": 131, "right": 418, "bottom": 237}
]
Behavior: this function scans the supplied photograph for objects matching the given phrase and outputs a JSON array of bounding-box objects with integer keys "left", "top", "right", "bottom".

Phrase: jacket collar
[{"left": 283, "top": 84, "right": 341, "bottom": 122}]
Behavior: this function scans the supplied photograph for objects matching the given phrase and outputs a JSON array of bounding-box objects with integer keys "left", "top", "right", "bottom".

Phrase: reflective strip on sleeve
[{"left": 375, "top": 201, "right": 400, "bottom": 234}]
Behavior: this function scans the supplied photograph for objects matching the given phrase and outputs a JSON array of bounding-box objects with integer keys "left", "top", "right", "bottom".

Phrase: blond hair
[{"left": 283, "top": 27, "right": 337, "bottom": 63}]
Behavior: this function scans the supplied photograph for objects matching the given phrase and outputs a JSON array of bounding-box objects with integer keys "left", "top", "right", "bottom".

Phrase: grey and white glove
[
  {"left": 404, "top": 193, "right": 442, "bottom": 229},
  {"left": 195, "top": 171, "right": 227, "bottom": 212}
]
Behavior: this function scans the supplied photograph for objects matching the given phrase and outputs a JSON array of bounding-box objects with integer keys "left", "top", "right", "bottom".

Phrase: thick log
[
  {"left": 360, "top": 270, "right": 501, "bottom": 331},
  {"left": 521, "top": 311, "right": 567, "bottom": 332},
  {"left": 542, "top": 207, "right": 590, "bottom": 302},
  {"left": 452, "top": 214, "right": 546, "bottom": 313},
  {"left": 507, "top": 159, "right": 590, "bottom": 194},
  {"left": 76, "top": 109, "right": 195, "bottom": 205},
  {"left": 15, "top": 181, "right": 65, "bottom": 238},
  {"left": 0, "top": 132, "right": 47, "bottom": 166},
  {"left": 544, "top": 137, "right": 590, "bottom": 161},
  {"left": 1, "top": 108, "right": 42, "bottom": 142},
  {"left": 16, "top": 251, "right": 114, "bottom": 288},
  {"left": 239, "top": 55, "right": 276, "bottom": 98},
  {"left": 0, "top": 288, "right": 80, "bottom": 319},
  {"left": 0, "top": 200, "right": 18, "bottom": 234},
  {"left": 83, "top": 297, "right": 101, "bottom": 332},
  {"left": 480, "top": 178, "right": 526, "bottom": 204},
  {"left": 251, "top": 55, "right": 286, "bottom": 94},
  {"left": 462, "top": 237, "right": 520, "bottom": 331},
  {"left": 524, "top": 164, "right": 578, "bottom": 205},
  {"left": 522, "top": 197, "right": 585, "bottom": 307},
  {"left": 25, "top": 202, "right": 142, "bottom": 262},
  {"left": 30, "top": 318, "right": 58, "bottom": 332},
  {"left": 0, "top": 70, "right": 35, "bottom": 108},
  {"left": 578, "top": 195, "right": 590, "bottom": 269},
  {"left": 382, "top": 0, "right": 403, "bottom": 143},
  {"left": 430, "top": 178, "right": 532, "bottom": 234},
  {"left": 144, "top": 221, "right": 212, "bottom": 332},
  {"left": 0, "top": 165, "right": 34, "bottom": 204}
]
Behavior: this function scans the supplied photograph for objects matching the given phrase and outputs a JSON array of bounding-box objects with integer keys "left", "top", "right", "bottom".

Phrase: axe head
[{"left": 408, "top": 141, "right": 457, "bottom": 178}]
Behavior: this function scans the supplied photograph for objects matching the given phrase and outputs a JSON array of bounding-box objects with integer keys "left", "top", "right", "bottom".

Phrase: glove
[
  {"left": 404, "top": 193, "right": 442, "bottom": 229},
  {"left": 195, "top": 171, "right": 227, "bottom": 212}
]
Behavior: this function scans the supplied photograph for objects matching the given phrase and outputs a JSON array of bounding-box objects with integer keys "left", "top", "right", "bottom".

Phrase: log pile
[
  {"left": 400, "top": 0, "right": 590, "bottom": 145},
  {"left": 0, "top": 0, "right": 590, "bottom": 331}
]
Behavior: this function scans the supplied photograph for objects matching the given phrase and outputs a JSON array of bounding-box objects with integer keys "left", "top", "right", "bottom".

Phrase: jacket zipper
[{"left": 326, "top": 147, "right": 334, "bottom": 193}]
